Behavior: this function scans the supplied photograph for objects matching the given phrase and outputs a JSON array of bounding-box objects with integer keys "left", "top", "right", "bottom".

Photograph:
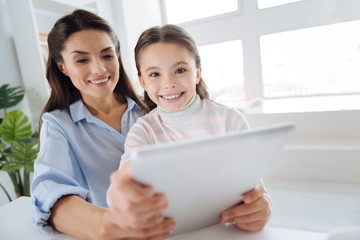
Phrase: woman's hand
[
  {"left": 220, "top": 182, "right": 271, "bottom": 231},
  {"left": 101, "top": 161, "right": 175, "bottom": 239}
]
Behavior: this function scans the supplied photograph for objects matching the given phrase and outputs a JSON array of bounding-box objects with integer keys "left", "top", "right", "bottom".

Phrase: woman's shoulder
[
  {"left": 42, "top": 108, "right": 71, "bottom": 123},
  {"left": 41, "top": 107, "right": 75, "bottom": 134}
]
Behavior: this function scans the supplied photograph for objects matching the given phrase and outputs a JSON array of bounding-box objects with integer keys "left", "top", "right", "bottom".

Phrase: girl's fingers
[
  {"left": 242, "top": 183, "right": 265, "bottom": 204},
  {"left": 235, "top": 219, "right": 268, "bottom": 232},
  {"left": 220, "top": 194, "right": 271, "bottom": 223},
  {"left": 231, "top": 209, "right": 268, "bottom": 224}
]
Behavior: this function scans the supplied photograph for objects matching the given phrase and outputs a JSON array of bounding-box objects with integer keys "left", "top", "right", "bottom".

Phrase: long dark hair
[
  {"left": 134, "top": 24, "right": 209, "bottom": 110},
  {"left": 42, "top": 9, "right": 147, "bottom": 116}
]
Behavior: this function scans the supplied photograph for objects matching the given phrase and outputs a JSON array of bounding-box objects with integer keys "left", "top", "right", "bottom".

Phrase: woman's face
[{"left": 57, "top": 29, "right": 119, "bottom": 103}]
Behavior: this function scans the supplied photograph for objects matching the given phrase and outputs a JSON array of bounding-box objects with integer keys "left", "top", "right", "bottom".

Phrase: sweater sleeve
[
  {"left": 119, "top": 119, "right": 153, "bottom": 168},
  {"left": 225, "top": 108, "right": 250, "bottom": 132}
]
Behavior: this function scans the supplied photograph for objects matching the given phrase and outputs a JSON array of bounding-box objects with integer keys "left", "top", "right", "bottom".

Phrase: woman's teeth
[
  {"left": 163, "top": 94, "right": 180, "bottom": 100},
  {"left": 92, "top": 78, "right": 109, "bottom": 84}
]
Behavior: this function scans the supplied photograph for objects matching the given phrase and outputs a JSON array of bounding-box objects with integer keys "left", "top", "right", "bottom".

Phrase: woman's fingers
[
  {"left": 109, "top": 162, "right": 154, "bottom": 203},
  {"left": 107, "top": 162, "right": 170, "bottom": 229},
  {"left": 98, "top": 211, "right": 175, "bottom": 240}
]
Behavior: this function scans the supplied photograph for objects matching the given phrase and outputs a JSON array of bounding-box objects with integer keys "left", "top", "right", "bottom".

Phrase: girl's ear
[
  {"left": 138, "top": 76, "right": 146, "bottom": 89},
  {"left": 57, "top": 63, "right": 68, "bottom": 76},
  {"left": 196, "top": 68, "right": 202, "bottom": 84}
]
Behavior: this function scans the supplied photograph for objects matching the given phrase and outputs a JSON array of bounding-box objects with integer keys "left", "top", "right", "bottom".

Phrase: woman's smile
[{"left": 89, "top": 76, "right": 110, "bottom": 85}]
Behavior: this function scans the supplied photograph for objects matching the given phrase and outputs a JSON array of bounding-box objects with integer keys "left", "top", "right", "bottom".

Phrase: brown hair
[
  {"left": 134, "top": 24, "right": 209, "bottom": 110},
  {"left": 42, "top": 9, "right": 147, "bottom": 117}
]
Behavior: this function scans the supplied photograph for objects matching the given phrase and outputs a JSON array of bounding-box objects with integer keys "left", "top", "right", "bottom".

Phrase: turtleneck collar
[{"left": 156, "top": 94, "right": 201, "bottom": 124}]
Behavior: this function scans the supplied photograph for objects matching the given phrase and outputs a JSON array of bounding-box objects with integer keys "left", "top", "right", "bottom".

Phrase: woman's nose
[{"left": 90, "top": 59, "right": 106, "bottom": 74}]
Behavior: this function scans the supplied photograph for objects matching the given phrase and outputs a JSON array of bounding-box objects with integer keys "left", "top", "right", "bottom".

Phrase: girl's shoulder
[
  {"left": 133, "top": 108, "right": 159, "bottom": 126},
  {"left": 201, "top": 98, "right": 244, "bottom": 115}
]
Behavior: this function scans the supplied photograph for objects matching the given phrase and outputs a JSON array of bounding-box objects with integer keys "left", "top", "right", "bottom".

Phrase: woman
[{"left": 31, "top": 9, "right": 174, "bottom": 240}]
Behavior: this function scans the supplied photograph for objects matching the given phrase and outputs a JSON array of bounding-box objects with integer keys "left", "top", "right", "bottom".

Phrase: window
[
  {"left": 163, "top": 0, "right": 360, "bottom": 111},
  {"left": 261, "top": 20, "right": 360, "bottom": 99},
  {"left": 198, "top": 40, "right": 244, "bottom": 107},
  {"left": 163, "top": 0, "right": 238, "bottom": 24}
]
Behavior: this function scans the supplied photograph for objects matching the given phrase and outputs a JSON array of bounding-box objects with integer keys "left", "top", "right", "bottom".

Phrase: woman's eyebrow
[
  {"left": 101, "top": 47, "right": 114, "bottom": 53},
  {"left": 70, "top": 47, "right": 114, "bottom": 55},
  {"left": 70, "top": 50, "right": 89, "bottom": 55}
]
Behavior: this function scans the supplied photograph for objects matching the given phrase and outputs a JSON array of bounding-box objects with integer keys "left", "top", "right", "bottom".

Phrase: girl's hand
[
  {"left": 102, "top": 162, "right": 175, "bottom": 239},
  {"left": 220, "top": 182, "right": 271, "bottom": 231}
]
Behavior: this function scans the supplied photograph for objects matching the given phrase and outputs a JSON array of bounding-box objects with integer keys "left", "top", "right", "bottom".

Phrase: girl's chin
[{"left": 159, "top": 104, "right": 183, "bottom": 112}]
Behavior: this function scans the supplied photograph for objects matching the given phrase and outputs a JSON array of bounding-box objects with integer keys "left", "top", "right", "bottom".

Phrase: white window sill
[
  {"left": 265, "top": 178, "right": 360, "bottom": 233},
  {"left": 238, "top": 94, "right": 360, "bottom": 114}
]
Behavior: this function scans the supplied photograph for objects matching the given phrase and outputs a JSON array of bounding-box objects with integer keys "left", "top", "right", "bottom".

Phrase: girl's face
[
  {"left": 57, "top": 30, "right": 119, "bottom": 104},
  {"left": 138, "top": 42, "right": 201, "bottom": 113}
]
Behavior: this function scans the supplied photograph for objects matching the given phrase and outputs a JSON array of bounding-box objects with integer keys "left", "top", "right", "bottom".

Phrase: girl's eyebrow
[
  {"left": 172, "top": 61, "right": 188, "bottom": 67},
  {"left": 70, "top": 47, "right": 114, "bottom": 55},
  {"left": 144, "top": 61, "right": 189, "bottom": 72}
]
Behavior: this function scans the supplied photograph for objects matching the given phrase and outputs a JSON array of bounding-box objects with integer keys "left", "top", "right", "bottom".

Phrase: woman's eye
[
  {"left": 150, "top": 72, "right": 160, "bottom": 77},
  {"left": 103, "top": 54, "right": 114, "bottom": 59},
  {"left": 76, "top": 58, "right": 88, "bottom": 63},
  {"left": 175, "top": 68, "right": 186, "bottom": 74}
]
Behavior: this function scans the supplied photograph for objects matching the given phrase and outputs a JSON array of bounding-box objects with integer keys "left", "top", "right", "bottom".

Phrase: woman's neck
[
  {"left": 82, "top": 94, "right": 127, "bottom": 133},
  {"left": 82, "top": 94, "right": 122, "bottom": 115}
]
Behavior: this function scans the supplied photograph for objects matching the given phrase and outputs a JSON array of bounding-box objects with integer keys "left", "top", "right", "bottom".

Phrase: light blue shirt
[{"left": 30, "top": 97, "right": 144, "bottom": 233}]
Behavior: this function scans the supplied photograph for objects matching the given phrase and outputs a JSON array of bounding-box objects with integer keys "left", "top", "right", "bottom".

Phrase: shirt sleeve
[{"left": 30, "top": 120, "right": 89, "bottom": 234}]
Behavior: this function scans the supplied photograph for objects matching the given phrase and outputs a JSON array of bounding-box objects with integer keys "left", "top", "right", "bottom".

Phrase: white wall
[
  {"left": 0, "top": 0, "right": 25, "bottom": 206},
  {"left": 0, "top": 0, "right": 31, "bottom": 118},
  {"left": 245, "top": 110, "right": 360, "bottom": 184},
  {"left": 107, "top": 0, "right": 163, "bottom": 93}
]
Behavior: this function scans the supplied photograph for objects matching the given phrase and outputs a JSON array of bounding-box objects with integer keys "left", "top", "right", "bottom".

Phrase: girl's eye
[
  {"left": 175, "top": 68, "right": 186, "bottom": 74},
  {"left": 150, "top": 72, "right": 160, "bottom": 77},
  {"left": 76, "top": 58, "right": 89, "bottom": 63}
]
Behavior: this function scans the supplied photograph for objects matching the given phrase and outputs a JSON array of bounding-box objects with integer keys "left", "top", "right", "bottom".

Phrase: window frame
[{"left": 160, "top": 0, "right": 360, "bottom": 101}]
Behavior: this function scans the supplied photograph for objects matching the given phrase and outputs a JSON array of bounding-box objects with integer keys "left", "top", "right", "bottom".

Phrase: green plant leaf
[
  {"left": 0, "top": 84, "right": 24, "bottom": 110},
  {"left": 1, "top": 160, "right": 23, "bottom": 171},
  {"left": 0, "top": 110, "right": 32, "bottom": 142},
  {"left": 0, "top": 143, "right": 6, "bottom": 151},
  {"left": 3, "top": 140, "right": 39, "bottom": 173}
]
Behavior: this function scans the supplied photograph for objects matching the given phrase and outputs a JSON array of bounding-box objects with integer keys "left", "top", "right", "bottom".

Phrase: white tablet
[{"left": 130, "top": 122, "right": 295, "bottom": 237}]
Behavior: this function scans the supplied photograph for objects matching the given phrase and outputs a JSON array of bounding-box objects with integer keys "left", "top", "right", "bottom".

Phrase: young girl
[{"left": 117, "top": 24, "right": 271, "bottom": 232}]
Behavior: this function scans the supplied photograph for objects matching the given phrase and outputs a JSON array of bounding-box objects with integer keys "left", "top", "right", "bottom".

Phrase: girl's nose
[{"left": 163, "top": 76, "right": 176, "bottom": 89}]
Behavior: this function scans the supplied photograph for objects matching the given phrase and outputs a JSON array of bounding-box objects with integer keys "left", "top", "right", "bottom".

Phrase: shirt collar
[
  {"left": 156, "top": 94, "right": 201, "bottom": 123},
  {"left": 69, "top": 97, "right": 141, "bottom": 123}
]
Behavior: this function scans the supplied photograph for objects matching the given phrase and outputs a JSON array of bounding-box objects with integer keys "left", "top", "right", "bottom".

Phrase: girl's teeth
[
  {"left": 92, "top": 78, "right": 108, "bottom": 84},
  {"left": 163, "top": 94, "right": 180, "bottom": 100}
]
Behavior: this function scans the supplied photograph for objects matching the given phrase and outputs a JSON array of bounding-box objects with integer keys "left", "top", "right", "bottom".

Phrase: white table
[{"left": 0, "top": 197, "right": 326, "bottom": 240}]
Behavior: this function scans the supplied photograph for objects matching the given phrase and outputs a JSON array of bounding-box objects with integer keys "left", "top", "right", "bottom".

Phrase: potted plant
[{"left": 0, "top": 84, "right": 39, "bottom": 201}]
